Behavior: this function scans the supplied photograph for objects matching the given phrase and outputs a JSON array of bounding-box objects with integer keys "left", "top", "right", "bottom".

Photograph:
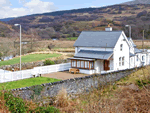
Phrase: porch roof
[
  {"left": 74, "top": 50, "right": 113, "bottom": 60},
  {"left": 69, "top": 57, "right": 95, "bottom": 61}
]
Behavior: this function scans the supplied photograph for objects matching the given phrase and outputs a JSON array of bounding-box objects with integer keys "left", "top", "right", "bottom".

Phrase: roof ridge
[{"left": 82, "top": 31, "right": 122, "bottom": 32}]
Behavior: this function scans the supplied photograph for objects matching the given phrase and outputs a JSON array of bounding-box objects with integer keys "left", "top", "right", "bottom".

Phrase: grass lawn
[
  {"left": 0, "top": 53, "right": 61, "bottom": 66},
  {"left": 66, "top": 37, "right": 78, "bottom": 40},
  {"left": 0, "top": 77, "right": 61, "bottom": 90}
]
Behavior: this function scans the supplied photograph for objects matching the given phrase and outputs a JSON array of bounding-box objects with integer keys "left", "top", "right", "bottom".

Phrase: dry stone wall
[{"left": 11, "top": 67, "right": 139, "bottom": 101}]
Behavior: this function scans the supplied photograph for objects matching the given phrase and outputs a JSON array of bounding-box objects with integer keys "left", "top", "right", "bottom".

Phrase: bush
[
  {"left": 33, "top": 106, "right": 59, "bottom": 113},
  {"left": 43, "top": 59, "right": 55, "bottom": 65},
  {"left": 136, "top": 79, "right": 149, "bottom": 88},
  {"left": 4, "top": 92, "right": 27, "bottom": 113}
]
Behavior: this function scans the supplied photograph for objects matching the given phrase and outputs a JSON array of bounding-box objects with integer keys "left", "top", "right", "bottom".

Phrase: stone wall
[{"left": 11, "top": 68, "right": 138, "bottom": 101}]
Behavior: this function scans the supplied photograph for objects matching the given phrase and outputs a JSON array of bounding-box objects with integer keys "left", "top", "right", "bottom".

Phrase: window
[
  {"left": 131, "top": 58, "right": 133, "bottom": 63},
  {"left": 81, "top": 61, "right": 84, "bottom": 68},
  {"left": 122, "top": 57, "right": 124, "bottom": 66},
  {"left": 136, "top": 55, "right": 139, "bottom": 61},
  {"left": 119, "top": 57, "right": 125, "bottom": 66},
  {"left": 120, "top": 44, "right": 123, "bottom": 51},
  {"left": 85, "top": 61, "right": 88, "bottom": 68},
  {"left": 142, "top": 55, "right": 145, "bottom": 61},
  {"left": 119, "top": 57, "right": 121, "bottom": 66},
  {"left": 72, "top": 60, "right": 76, "bottom": 67},
  {"left": 90, "top": 62, "right": 94, "bottom": 69},
  {"left": 71, "top": 60, "right": 94, "bottom": 70},
  {"left": 77, "top": 61, "right": 80, "bottom": 68}
]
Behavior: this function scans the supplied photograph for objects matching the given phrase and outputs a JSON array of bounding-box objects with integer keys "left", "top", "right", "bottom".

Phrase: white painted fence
[{"left": 0, "top": 63, "right": 71, "bottom": 83}]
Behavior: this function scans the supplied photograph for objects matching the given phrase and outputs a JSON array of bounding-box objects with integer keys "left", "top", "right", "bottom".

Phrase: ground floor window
[
  {"left": 142, "top": 55, "right": 145, "bottom": 61},
  {"left": 119, "top": 57, "right": 125, "bottom": 66},
  {"left": 71, "top": 60, "right": 94, "bottom": 69},
  {"left": 72, "top": 60, "right": 76, "bottom": 67}
]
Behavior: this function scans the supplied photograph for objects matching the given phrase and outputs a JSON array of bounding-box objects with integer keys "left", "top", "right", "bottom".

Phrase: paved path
[{"left": 42, "top": 71, "right": 89, "bottom": 80}]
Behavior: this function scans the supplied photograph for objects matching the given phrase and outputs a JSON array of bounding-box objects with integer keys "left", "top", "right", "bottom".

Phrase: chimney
[{"left": 105, "top": 23, "right": 112, "bottom": 31}]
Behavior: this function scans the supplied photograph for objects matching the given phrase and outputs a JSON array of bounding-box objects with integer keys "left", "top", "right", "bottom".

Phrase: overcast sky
[{"left": 0, "top": 0, "right": 132, "bottom": 19}]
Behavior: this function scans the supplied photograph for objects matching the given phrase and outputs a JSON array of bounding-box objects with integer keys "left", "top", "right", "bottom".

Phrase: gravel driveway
[{"left": 42, "top": 71, "right": 89, "bottom": 80}]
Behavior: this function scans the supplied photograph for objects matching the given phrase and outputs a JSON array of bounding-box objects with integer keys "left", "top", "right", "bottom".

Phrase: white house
[{"left": 69, "top": 26, "right": 150, "bottom": 74}]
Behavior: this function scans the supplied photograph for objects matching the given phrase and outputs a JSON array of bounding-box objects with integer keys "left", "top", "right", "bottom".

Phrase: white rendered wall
[
  {"left": 79, "top": 69, "right": 96, "bottom": 74},
  {"left": 94, "top": 60, "right": 104, "bottom": 73},
  {"left": 113, "top": 32, "right": 130, "bottom": 71},
  {"left": 109, "top": 60, "right": 114, "bottom": 70},
  {"left": 130, "top": 56, "right": 135, "bottom": 68},
  {"left": 134, "top": 53, "right": 142, "bottom": 67}
]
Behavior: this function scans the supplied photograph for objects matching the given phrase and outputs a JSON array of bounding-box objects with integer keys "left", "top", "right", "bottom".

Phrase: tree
[
  {"left": 60, "top": 26, "right": 67, "bottom": 34},
  {"left": 0, "top": 52, "right": 2, "bottom": 60},
  {"left": 0, "top": 43, "right": 10, "bottom": 60}
]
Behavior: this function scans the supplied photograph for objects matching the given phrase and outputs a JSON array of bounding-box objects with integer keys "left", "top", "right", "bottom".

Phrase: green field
[
  {"left": 0, "top": 77, "right": 60, "bottom": 90},
  {"left": 66, "top": 37, "right": 78, "bottom": 40},
  {"left": 0, "top": 53, "right": 61, "bottom": 66}
]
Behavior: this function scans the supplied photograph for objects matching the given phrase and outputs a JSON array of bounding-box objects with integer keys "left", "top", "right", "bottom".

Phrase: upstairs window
[{"left": 120, "top": 44, "right": 123, "bottom": 51}]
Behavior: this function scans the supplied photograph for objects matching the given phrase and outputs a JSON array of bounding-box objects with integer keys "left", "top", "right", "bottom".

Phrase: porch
[{"left": 69, "top": 57, "right": 113, "bottom": 74}]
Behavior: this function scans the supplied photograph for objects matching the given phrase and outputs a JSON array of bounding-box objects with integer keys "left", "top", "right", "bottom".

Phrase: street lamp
[
  {"left": 125, "top": 25, "right": 131, "bottom": 38},
  {"left": 14, "top": 24, "right": 22, "bottom": 71}
]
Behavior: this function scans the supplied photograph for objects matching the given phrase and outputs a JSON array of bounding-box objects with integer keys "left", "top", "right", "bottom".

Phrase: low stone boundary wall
[{"left": 11, "top": 67, "right": 139, "bottom": 101}]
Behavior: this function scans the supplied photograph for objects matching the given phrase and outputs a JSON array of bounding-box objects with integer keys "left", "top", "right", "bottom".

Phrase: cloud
[
  {"left": 0, "top": 0, "right": 57, "bottom": 19},
  {"left": 0, "top": 0, "right": 11, "bottom": 7},
  {"left": 24, "top": 0, "right": 57, "bottom": 14},
  {"left": 90, "top": 6, "right": 100, "bottom": 8}
]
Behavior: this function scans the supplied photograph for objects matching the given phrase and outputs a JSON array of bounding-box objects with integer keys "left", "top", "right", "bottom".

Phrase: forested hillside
[{"left": 1, "top": 4, "right": 150, "bottom": 39}]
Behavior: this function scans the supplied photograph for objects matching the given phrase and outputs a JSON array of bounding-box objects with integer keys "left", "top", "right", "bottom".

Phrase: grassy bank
[
  {"left": 0, "top": 77, "right": 60, "bottom": 90},
  {"left": 0, "top": 53, "right": 61, "bottom": 66},
  {"left": 66, "top": 37, "right": 78, "bottom": 40},
  {"left": 55, "top": 66, "right": 150, "bottom": 112}
]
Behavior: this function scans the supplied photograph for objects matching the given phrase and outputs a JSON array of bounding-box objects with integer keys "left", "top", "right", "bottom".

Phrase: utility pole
[{"left": 142, "top": 30, "right": 144, "bottom": 51}]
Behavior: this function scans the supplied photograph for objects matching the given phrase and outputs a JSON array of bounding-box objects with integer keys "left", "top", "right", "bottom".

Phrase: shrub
[
  {"left": 136, "top": 79, "right": 149, "bottom": 88},
  {"left": 43, "top": 59, "right": 55, "bottom": 65},
  {"left": 4, "top": 92, "right": 27, "bottom": 113},
  {"left": 33, "top": 106, "right": 59, "bottom": 113}
]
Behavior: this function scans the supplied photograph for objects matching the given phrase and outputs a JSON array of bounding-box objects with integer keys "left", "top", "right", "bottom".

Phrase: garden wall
[{"left": 11, "top": 67, "right": 138, "bottom": 101}]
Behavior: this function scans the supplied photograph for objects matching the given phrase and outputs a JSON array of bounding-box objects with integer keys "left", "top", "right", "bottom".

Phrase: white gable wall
[{"left": 113, "top": 32, "right": 130, "bottom": 70}]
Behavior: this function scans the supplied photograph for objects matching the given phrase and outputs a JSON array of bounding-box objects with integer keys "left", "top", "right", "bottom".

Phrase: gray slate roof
[
  {"left": 134, "top": 48, "right": 142, "bottom": 53},
  {"left": 127, "top": 37, "right": 136, "bottom": 47},
  {"left": 74, "top": 50, "right": 113, "bottom": 60},
  {"left": 130, "top": 53, "right": 135, "bottom": 57},
  {"left": 74, "top": 31, "right": 122, "bottom": 48}
]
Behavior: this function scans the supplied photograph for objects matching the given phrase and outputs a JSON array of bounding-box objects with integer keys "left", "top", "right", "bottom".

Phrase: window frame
[
  {"left": 71, "top": 60, "right": 94, "bottom": 70},
  {"left": 120, "top": 44, "right": 123, "bottom": 51},
  {"left": 122, "top": 57, "right": 124, "bottom": 66},
  {"left": 119, "top": 57, "right": 121, "bottom": 66}
]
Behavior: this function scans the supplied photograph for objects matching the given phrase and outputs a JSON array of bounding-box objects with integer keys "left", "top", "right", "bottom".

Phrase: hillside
[
  {"left": 123, "top": 0, "right": 150, "bottom": 5},
  {"left": 2, "top": 4, "right": 150, "bottom": 39},
  {"left": 0, "top": 21, "right": 15, "bottom": 37}
]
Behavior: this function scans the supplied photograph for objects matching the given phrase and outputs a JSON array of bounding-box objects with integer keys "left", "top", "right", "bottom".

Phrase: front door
[{"left": 104, "top": 60, "right": 110, "bottom": 71}]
